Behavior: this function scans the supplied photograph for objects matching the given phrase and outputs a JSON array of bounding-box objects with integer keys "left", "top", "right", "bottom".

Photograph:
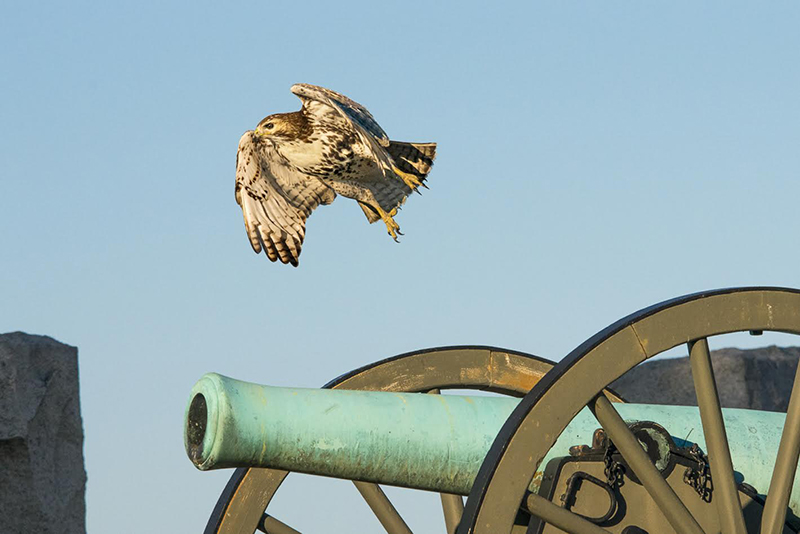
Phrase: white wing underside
[
  {"left": 291, "top": 83, "right": 397, "bottom": 179},
  {"left": 235, "top": 131, "right": 335, "bottom": 266}
]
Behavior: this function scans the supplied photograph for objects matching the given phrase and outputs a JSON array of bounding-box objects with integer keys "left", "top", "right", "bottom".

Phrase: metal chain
[
  {"left": 603, "top": 441, "right": 626, "bottom": 490},
  {"left": 682, "top": 443, "right": 712, "bottom": 502}
]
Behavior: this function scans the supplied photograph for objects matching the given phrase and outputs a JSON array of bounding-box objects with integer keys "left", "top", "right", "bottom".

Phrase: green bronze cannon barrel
[
  {"left": 185, "top": 372, "right": 514, "bottom": 494},
  {"left": 185, "top": 373, "right": 800, "bottom": 507}
]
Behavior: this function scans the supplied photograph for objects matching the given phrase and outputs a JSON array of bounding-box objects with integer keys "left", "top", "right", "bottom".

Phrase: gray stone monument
[
  {"left": 0, "top": 332, "right": 86, "bottom": 533},
  {"left": 612, "top": 345, "right": 800, "bottom": 412}
]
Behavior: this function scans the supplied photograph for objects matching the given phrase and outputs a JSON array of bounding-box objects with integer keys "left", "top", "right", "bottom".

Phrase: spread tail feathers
[{"left": 387, "top": 141, "right": 437, "bottom": 191}]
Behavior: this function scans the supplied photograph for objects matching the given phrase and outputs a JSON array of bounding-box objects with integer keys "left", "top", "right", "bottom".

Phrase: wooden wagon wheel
[
  {"left": 203, "top": 345, "right": 623, "bottom": 534},
  {"left": 459, "top": 287, "right": 800, "bottom": 534}
]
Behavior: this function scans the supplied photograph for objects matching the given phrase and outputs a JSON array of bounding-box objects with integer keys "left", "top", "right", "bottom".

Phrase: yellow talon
[
  {"left": 393, "top": 166, "right": 423, "bottom": 191},
  {"left": 378, "top": 206, "right": 401, "bottom": 242}
]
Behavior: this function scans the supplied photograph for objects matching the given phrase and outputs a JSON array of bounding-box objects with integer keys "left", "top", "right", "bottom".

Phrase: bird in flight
[{"left": 235, "top": 83, "right": 436, "bottom": 266}]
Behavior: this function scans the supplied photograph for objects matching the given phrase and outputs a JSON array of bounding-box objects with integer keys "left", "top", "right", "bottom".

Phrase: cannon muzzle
[{"left": 185, "top": 373, "right": 796, "bottom": 501}]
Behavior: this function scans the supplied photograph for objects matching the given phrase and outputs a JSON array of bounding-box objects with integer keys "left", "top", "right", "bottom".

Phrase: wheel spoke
[
  {"left": 257, "top": 513, "right": 301, "bottom": 534},
  {"left": 353, "top": 481, "right": 413, "bottom": 534},
  {"left": 760, "top": 362, "right": 800, "bottom": 534},
  {"left": 524, "top": 493, "right": 610, "bottom": 534},
  {"left": 440, "top": 493, "right": 463, "bottom": 534},
  {"left": 688, "top": 338, "right": 747, "bottom": 534},
  {"left": 589, "top": 394, "right": 705, "bottom": 534}
]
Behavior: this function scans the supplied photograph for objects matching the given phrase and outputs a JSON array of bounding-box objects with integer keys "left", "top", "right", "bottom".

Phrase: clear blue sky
[{"left": 2, "top": 1, "right": 800, "bottom": 532}]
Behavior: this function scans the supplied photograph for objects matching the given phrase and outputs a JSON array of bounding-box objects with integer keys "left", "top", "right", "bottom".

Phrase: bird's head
[{"left": 255, "top": 112, "right": 309, "bottom": 142}]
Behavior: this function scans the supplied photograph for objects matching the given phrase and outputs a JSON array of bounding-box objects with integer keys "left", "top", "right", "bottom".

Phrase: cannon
[{"left": 187, "top": 287, "right": 800, "bottom": 533}]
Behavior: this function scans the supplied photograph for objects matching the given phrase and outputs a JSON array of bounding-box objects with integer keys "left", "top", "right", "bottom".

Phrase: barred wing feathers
[{"left": 235, "top": 131, "right": 335, "bottom": 267}]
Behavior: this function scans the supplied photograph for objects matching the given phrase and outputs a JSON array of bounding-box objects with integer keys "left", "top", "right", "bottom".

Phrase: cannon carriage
[{"left": 186, "top": 287, "right": 800, "bottom": 533}]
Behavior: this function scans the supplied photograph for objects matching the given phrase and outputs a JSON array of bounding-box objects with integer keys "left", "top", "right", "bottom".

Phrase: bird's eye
[{"left": 265, "top": 122, "right": 274, "bottom": 130}]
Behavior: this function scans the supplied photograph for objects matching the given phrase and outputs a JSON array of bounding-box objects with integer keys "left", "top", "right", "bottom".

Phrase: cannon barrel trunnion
[{"left": 187, "top": 288, "right": 800, "bottom": 534}]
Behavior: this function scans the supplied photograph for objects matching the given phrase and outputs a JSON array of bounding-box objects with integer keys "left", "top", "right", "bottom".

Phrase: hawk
[{"left": 235, "top": 83, "right": 437, "bottom": 266}]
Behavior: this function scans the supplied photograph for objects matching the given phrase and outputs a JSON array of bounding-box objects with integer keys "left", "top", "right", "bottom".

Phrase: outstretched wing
[
  {"left": 235, "top": 131, "right": 335, "bottom": 267},
  {"left": 291, "top": 83, "right": 396, "bottom": 177}
]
